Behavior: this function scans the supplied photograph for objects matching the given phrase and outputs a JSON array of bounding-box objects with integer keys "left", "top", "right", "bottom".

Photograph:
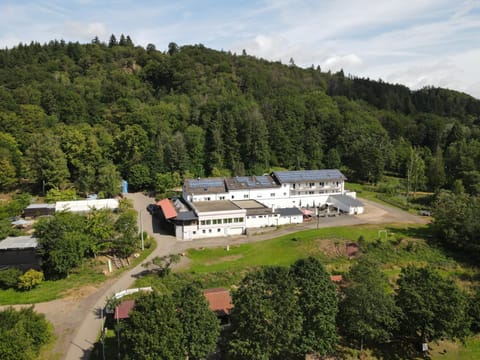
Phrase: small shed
[
  {"left": 23, "top": 204, "right": 55, "bottom": 218},
  {"left": 114, "top": 300, "right": 136, "bottom": 320},
  {"left": 203, "top": 288, "right": 233, "bottom": 325},
  {"left": 328, "top": 195, "right": 364, "bottom": 215},
  {"left": 0, "top": 236, "right": 41, "bottom": 271}
]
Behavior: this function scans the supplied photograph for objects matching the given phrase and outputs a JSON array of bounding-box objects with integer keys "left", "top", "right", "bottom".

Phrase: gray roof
[
  {"left": 175, "top": 211, "right": 198, "bottom": 221},
  {"left": 276, "top": 207, "right": 303, "bottom": 217},
  {"left": 25, "top": 203, "right": 55, "bottom": 209},
  {"left": 273, "top": 169, "right": 346, "bottom": 183},
  {"left": 192, "top": 200, "right": 243, "bottom": 213},
  {"left": 0, "top": 236, "right": 38, "bottom": 250},
  {"left": 225, "top": 175, "right": 279, "bottom": 190},
  {"left": 328, "top": 194, "right": 364, "bottom": 207}
]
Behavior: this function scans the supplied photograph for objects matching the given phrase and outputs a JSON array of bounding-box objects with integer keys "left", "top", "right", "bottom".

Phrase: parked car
[
  {"left": 419, "top": 210, "right": 431, "bottom": 216},
  {"left": 146, "top": 204, "right": 158, "bottom": 214}
]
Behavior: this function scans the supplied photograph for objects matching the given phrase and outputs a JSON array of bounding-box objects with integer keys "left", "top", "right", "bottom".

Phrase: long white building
[
  {"left": 183, "top": 169, "right": 363, "bottom": 214},
  {"left": 156, "top": 169, "right": 364, "bottom": 241}
]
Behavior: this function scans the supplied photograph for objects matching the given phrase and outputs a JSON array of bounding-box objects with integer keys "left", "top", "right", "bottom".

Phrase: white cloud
[
  {"left": 322, "top": 54, "right": 363, "bottom": 72},
  {"left": 63, "top": 21, "right": 108, "bottom": 40}
]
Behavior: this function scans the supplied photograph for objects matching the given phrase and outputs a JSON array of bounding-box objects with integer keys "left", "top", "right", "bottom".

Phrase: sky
[{"left": 1, "top": 0, "right": 479, "bottom": 98}]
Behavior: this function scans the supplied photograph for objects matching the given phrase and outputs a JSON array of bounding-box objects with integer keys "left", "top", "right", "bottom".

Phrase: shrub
[
  {"left": 0, "top": 268, "right": 22, "bottom": 289},
  {"left": 17, "top": 269, "right": 44, "bottom": 291}
]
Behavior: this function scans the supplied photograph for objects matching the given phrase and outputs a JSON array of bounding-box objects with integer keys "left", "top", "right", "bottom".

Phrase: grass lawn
[
  {"left": 430, "top": 335, "right": 480, "bottom": 360},
  {"left": 0, "top": 237, "right": 156, "bottom": 305}
]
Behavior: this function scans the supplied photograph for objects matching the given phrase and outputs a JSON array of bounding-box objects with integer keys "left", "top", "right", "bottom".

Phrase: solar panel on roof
[
  {"left": 189, "top": 179, "right": 224, "bottom": 188},
  {"left": 274, "top": 170, "right": 344, "bottom": 183}
]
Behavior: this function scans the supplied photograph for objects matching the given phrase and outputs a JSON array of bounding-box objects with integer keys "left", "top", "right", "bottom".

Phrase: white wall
[
  {"left": 245, "top": 213, "right": 279, "bottom": 228},
  {"left": 277, "top": 214, "right": 303, "bottom": 225}
]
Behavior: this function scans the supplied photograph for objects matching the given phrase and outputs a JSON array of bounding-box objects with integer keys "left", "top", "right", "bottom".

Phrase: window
[
  {"left": 219, "top": 196, "right": 225, "bottom": 200},
  {"left": 319, "top": 182, "right": 324, "bottom": 186},
  {"left": 207, "top": 197, "right": 211, "bottom": 201},
  {"left": 217, "top": 229, "right": 221, "bottom": 232},
  {"left": 231, "top": 195, "right": 235, "bottom": 199},
  {"left": 244, "top": 194, "right": 249, "bottom": 199},
  {"left": 228, "top": 218, "right": 232, "bottom": 223},
  {"left": 238, "top": 217, "right": 244, "bottom": 222},
  {"left": 257, "top": 194, "right": 262, "bottom": 198},
  {"left": 201, "top": 220, "right": 206, "bottom": 225},
  {"left": 293, "top": 184, "right": 296, "bottom": 189},
  {"left": 202, "top": 230, "right": 206, "bottom": 234},
  {"left": 206, "top": 220, "right": 211, "bottom": 225},
  {"left": 309, "top": 191, "right": 314, "bottom": 194},
  {"left": 209, "top": 229, "right": 212, "bottom": 233},
  {"left": 310, "top": 182, "right": 314, "bottom": 187},
  {"left": 223, "top": 218, "right": 228, "bottom": 224},
  {"left": 270, "top": 193, "right": 275, "bottom": 197},
  {"left": 284, "top": 192, "right": 287, "bottom": 196},
  {"left": 193, "top": 231, "right": 196, "bottom": 235}
]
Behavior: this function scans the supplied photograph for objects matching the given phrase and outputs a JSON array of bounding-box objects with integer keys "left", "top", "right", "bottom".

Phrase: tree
[
  {"left": 142, "top": 254, "right": 180, "bottom": 277},
  {"left": 113, "top": 208, "right": 138, "bottom": 258},
  {"left": 395, "top": 265, "right": 469, "bottom": 346},
  {"left": 35, "top": 212, "right": 90, "bottom": 279},
  {"left": 24, "top": 132, "right": 70, "bottom": 191},
  {"left": 122, "top": 293, "right": 184, "bottom": 360},
  {"left": 174, "top": 283, "right": 220, "bottom": 359},
  {"left": 406, "top": 147, "right": 426, "bottom": 199},
  {"left": 291, "top": 257, "right": 338, "bottom": 356},
  {"left": 228, "top": 267, "right": 302, "bottom": 359},
  {"left": 0, "top": 268, "right": 22, "bottom": 289},
  {"left": 0, "top": 306, "right": 52, "bottom": 360},
  {"left": 338, "top": 258, "right": 400, "bottom": 349}
]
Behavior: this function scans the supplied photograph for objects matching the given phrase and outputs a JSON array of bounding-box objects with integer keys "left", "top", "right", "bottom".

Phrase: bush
[
  {"left": 17, "top": 269, "right": 44, "bottom": 291},
  {"left": 0, "top": 268, "right": 22, "bottom": 289}
]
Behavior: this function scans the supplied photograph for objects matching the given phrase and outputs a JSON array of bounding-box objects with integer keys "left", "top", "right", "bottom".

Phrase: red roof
[
  {"left": 114, "top": 299, "right": 135, "bottom": 320},
  {"left": 156, "top": 199, "right": 177, "bottom": 219},
  {"left": 330, "top": 275, "right": 343, "bottom": 283},
  {"left": 203, "top": 288, "right": 233, "bottom": 316}
]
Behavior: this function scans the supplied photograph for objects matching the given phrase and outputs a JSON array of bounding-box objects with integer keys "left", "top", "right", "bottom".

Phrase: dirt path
[{"left": 10, "top": 193, "right": 428, "bottom": 359}]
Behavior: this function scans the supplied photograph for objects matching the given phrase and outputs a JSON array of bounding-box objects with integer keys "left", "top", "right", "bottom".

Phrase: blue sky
[{"left": 1, "top": 0, "right": 479, "bottom": 98}]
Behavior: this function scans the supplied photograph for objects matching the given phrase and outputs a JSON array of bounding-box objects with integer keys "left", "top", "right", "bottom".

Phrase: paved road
[{"left": 58, "top": 193, "right": 428, "bottom": 359}]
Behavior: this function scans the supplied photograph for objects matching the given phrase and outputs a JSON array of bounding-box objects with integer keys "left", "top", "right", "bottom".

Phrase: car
[
  {"left": 419, "top": 210, "right": 431, "bottom": 216},
  {"left": 146, "top": 204, "right": 158, "bottom": 214}
]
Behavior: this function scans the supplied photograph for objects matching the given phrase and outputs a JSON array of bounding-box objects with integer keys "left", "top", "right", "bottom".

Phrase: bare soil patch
[{"left": 204, "top": 254, "right": 244, "bottom": 265}]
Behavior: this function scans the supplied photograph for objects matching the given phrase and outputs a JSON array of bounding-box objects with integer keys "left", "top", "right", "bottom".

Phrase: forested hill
[{"left": 0, "top": 36, "right": 479, "bottom": 196}]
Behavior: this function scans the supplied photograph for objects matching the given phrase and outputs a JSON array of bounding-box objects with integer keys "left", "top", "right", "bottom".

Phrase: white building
[
  {"left": 183, "top": 169, "right": 356, "bottom": 211},
  {"left": 166, "top": 169, "right": 363, "bottom": 240},
  {"left": 55, "top": 198, "right": 119, "bottom": 213}
]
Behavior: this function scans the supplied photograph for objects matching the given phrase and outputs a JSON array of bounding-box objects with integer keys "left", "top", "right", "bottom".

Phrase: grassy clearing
[
  {"left": 0, "top": 236, "right": 156, "bottom": 305},
  {"left": 430, "top": 335, "right": 480, "bottom": 360}
]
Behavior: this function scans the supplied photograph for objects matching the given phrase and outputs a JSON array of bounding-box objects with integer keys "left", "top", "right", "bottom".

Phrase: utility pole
[{"left": 140, "top": 209, "right": 144, "bottom": 251}]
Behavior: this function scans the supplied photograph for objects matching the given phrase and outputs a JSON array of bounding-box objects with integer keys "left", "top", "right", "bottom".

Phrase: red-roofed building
[
  {"left": 203, "top": 288, "right": 233, "bottom": 325},
  {"left": 157, "top": 199, "right": 178, "bottom": 219},
  {"left": 330, "top": 275, "right": 343, "bottom": 283},
  {"left": 114, "top": 299, "right": 135, "bottom": 320}
]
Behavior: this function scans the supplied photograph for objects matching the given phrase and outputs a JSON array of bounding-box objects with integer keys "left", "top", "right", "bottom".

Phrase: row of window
[
  {"left": 193, "top": 228, "right": 223, "bottom": 235},
  {"left": 200, "top": 218, "right": 245, "bottom": 226},
  {"left": 292, "top": 181, "right": 340, "bottom": 189}
]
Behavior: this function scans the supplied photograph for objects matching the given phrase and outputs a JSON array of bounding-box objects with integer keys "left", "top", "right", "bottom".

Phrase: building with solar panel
[
  {"left": 183, "top": 169, "right": 363, "bottom": 213},
  {"left": 166, "top": 169, "right": 364, "bottom": 240}
]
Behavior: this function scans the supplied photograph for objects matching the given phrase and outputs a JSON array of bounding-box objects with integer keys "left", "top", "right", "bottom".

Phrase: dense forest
[{"left": 1, "top": 35, "right": 479, "bottom": 196}]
